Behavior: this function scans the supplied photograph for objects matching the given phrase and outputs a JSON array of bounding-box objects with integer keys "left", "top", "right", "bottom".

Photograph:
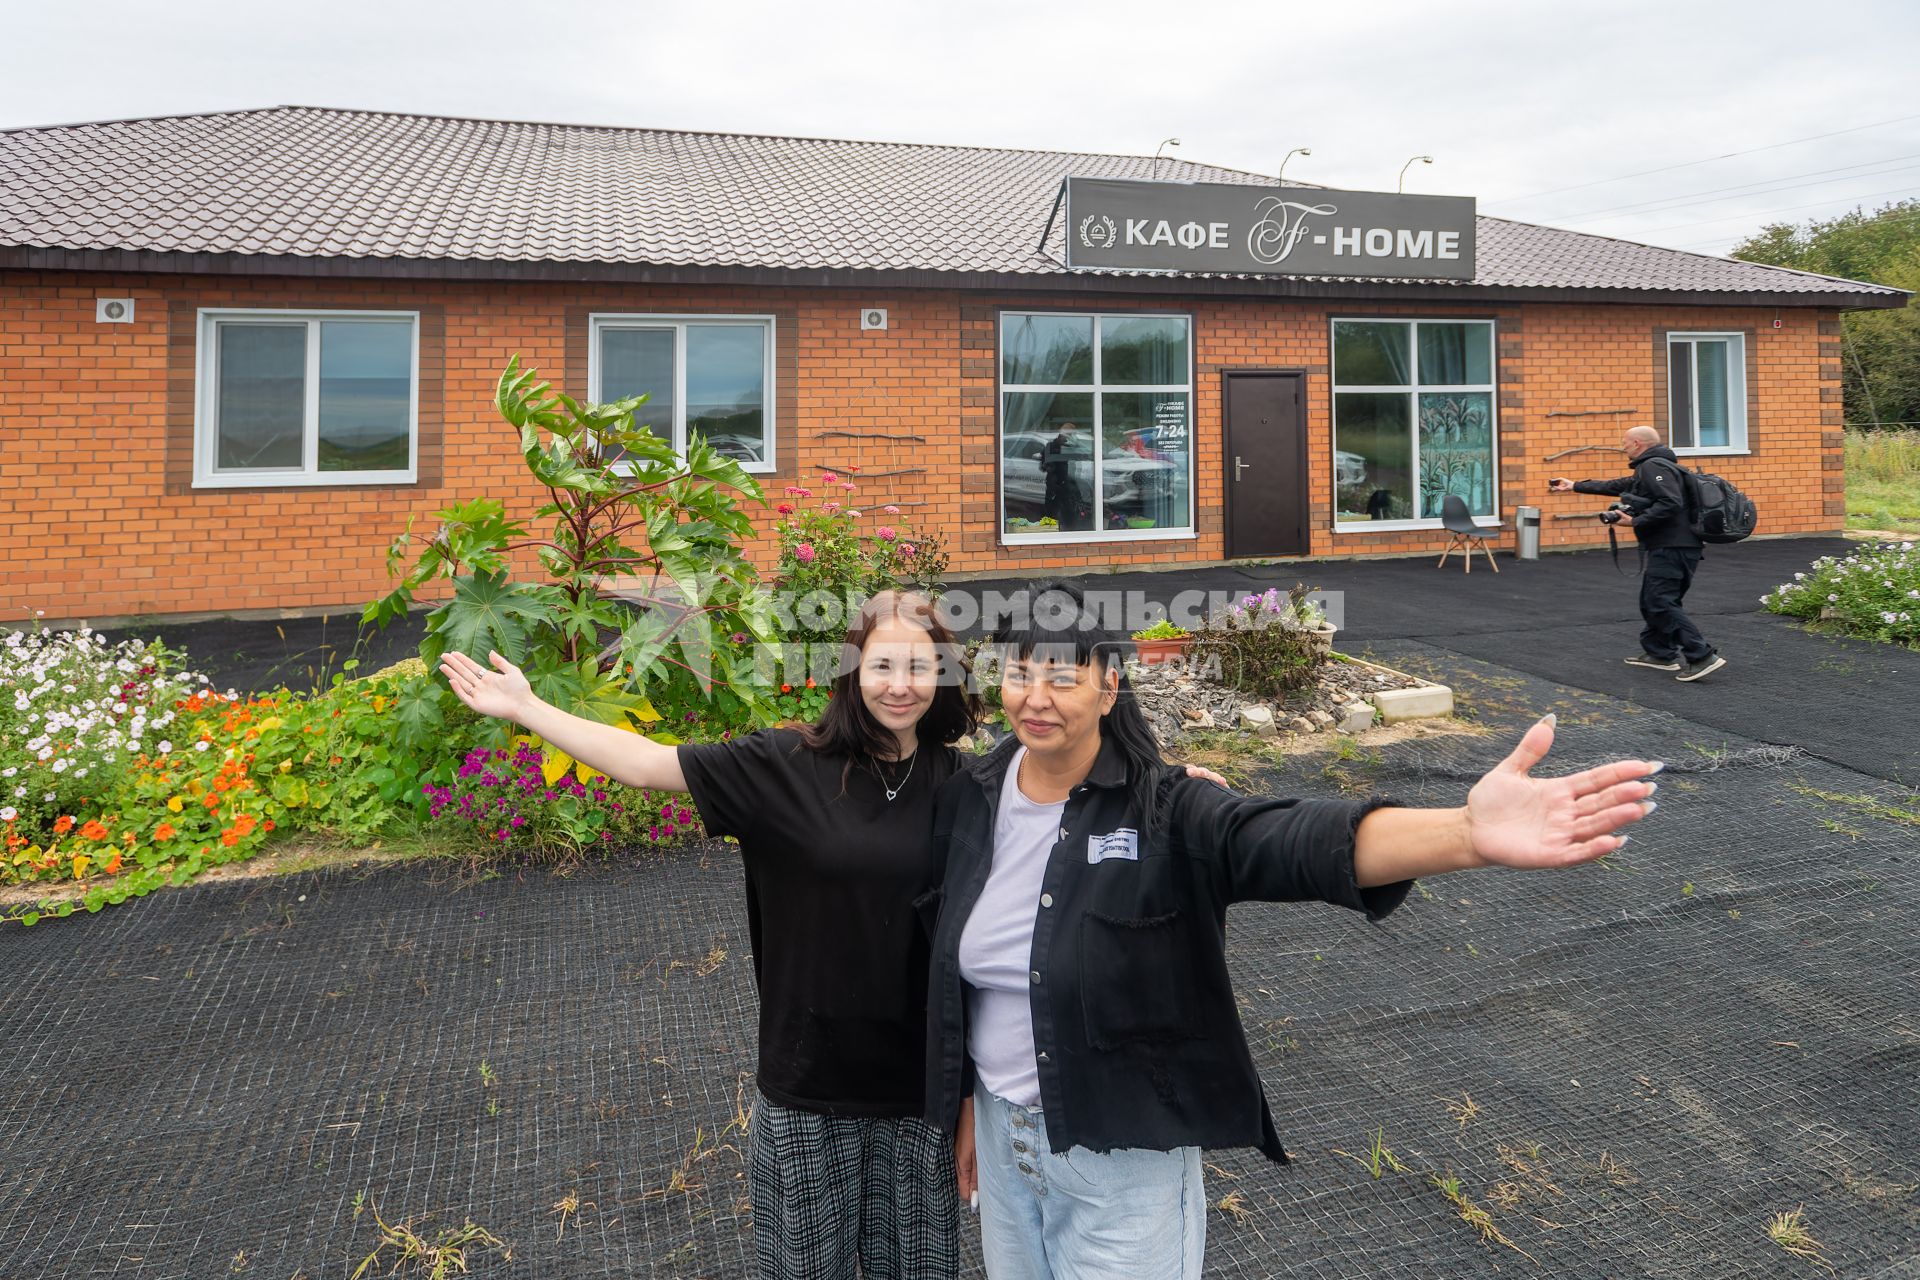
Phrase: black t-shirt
[{"left": 677, "top": 728, "right": 961, "bottom": 1117}]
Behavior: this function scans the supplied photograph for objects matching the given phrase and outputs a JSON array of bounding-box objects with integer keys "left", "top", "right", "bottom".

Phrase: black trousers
[{"left": 1639, "top": 546, "right": 1712, "bottom": 663}]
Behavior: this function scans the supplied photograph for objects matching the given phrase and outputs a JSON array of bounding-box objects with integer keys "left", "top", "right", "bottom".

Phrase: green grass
[{"left": 1846, "top": 428, "right": 1920, "bottom": 531}]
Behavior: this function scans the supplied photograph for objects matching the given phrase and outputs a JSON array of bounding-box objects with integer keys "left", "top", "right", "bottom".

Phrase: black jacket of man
[
  {"left": 1573, "top": 445, "right": 1702, "bottom": 549},
  {"left": 920, "top": 733, "right": 1408, "bottom": 1163}
]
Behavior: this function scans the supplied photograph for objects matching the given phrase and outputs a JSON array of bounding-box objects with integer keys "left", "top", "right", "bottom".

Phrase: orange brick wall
[{"left": 0, "top": 270, "right": 1842, "bottom": 625}]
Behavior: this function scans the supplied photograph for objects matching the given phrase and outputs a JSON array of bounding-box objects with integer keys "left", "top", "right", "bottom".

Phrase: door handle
[{"left": 1234, "top": 455, "right": 1250, "bottom": 482}]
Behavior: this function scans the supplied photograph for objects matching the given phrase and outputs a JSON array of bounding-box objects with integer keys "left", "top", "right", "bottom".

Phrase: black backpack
[{"left": 1683, "top": 467, "right": 1759, "bottom": 544}]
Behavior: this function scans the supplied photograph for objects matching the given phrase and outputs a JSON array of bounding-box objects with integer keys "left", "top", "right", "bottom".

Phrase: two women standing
[{"left": 444, "top": 580, "right": 1660, "bottom": 1278}]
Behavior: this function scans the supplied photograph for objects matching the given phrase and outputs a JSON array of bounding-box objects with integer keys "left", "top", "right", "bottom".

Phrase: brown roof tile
[{"left": 0, "top": 106, "right": 1906, "bottom": 303}]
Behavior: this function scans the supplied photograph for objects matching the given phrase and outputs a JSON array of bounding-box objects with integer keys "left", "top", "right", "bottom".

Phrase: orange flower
[
  {"left": 233, "top": 814, "right": 258, "bottom": 836},
  {"left": 154, "top": 822, "right": 177, "bottom": 841},
  {"left": 103, "top": 851, "right": 123, "bottom": 875},
  {"left": 53, "top": 815, "right": 74, "bottom": 835},
  {"left": 79, "top": 820, "right": 110, "bottom": 840},
  {"left": 203, "top": 793, "right": 222, "bottom": 811},
  {"left": 220, "top": 830, "right": 241, "bottom": 848}
]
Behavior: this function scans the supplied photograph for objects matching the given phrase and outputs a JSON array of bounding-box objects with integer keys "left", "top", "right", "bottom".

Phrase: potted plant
[{"left": 1129, "top": 618, "right": 1192, "bottom": 664}]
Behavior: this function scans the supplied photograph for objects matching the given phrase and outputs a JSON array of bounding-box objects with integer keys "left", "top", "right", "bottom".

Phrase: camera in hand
[{"left": 1598, "top": 493, "right": 1650, "bottom": 525}]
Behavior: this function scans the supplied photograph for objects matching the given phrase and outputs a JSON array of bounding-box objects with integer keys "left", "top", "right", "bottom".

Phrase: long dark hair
[
  {"left": 989, "top": 578, "right": 1169, "bottom": 833},
  {"left": 799, "top": 590, "right": 982, "bottom": 773}
]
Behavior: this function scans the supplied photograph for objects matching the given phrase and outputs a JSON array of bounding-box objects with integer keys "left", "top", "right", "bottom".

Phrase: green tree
[
  {"left": 364, "top": 359, "right": 776, "bottom": 786},
  {"left": 1732, "top": 200, "right": 1920, "bottom": 429}
]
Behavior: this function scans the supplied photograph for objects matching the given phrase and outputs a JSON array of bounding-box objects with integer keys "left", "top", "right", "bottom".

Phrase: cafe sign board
[{"left": 1062, "top": 176, "right": 1476, "bottom": 280}]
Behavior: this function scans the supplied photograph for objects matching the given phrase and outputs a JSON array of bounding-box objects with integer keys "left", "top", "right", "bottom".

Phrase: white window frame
[
  {"left": 997, "top": 310, "right": 1197, "bottom": 546},
  {"left": 1330, "top": 316, "right": 1501, "bottom": 533},
  {"left": 587, "top": 313, "right": 777, "bottom": 474},
  {"left": 1666, "top": 331, "right": 1749, "bottom": 456},
  {"left": 193, "top": 308, "right": 420, "bottom": 489}
]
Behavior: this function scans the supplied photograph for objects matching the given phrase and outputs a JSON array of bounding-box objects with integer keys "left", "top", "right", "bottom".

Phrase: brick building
[{"left": 1, "top": 107, "right": 1906, "bottom": 626}]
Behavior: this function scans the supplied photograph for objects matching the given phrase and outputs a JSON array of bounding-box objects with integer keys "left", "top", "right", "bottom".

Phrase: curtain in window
[
  {"left": 216, "top": 323, "right": 305, "bottom": 469},
  {"left": 1694, "top": 340, "right": 1731, "bottom": 449}
]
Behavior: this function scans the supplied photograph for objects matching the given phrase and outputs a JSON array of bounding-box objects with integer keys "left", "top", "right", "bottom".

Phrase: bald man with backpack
[{"left": 1551, "top": 426, "right": 1728, "bottom": 683}]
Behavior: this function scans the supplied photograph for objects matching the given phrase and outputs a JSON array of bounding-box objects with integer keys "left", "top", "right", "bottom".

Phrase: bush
[
  {"left": 772, "top": 471, "right": 949, "bottom": 675},
  {"left": 421, "top": 740, "right": 695, "bottom": 854},
  {"left": 1188, "top": 585, "right": 1329, "bottom": 700},
  {"left": 1762, "top": 540, "right": 1920, "bottom": 644},
  {"left": 365, "top": 359, "right": 777, "bottom": 789}
]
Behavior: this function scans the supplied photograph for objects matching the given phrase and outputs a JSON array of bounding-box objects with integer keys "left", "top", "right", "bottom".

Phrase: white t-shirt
[{"left": 957, "top": 747, "right": 1064, "bottom": 1108}]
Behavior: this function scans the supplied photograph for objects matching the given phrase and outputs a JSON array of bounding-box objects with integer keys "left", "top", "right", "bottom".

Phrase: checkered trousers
[{"left": 748, "top": 1093, "right": 960, "bottom": 1279}]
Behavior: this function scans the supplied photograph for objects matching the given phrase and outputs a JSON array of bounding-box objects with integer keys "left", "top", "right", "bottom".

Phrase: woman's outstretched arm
[
  {"left": 440, "top": 649, "right": 688, "bottom": 793},
  {"left": 1353, "top": 714, "right": 1659, "bottom": 888}
]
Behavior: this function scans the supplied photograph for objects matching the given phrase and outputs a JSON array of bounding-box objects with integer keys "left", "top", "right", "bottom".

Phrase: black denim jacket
[{"left": 922, "top": 734, "right": 1410, "bottom": 1162}]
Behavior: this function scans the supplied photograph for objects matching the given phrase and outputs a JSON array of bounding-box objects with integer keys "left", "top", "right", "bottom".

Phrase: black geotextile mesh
[{"left": 3, "top": 652, "right": 1917, "bottom": 1278}]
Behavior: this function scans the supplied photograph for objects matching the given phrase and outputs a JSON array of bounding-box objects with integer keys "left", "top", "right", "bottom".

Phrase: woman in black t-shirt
[{"left": 440, "top": 589, "right": 980, "bottom": 1279}]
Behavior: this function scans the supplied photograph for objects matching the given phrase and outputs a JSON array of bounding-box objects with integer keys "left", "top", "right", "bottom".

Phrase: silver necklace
[{"left": 879, "top": 750, "right": 915, "bottom": 802}]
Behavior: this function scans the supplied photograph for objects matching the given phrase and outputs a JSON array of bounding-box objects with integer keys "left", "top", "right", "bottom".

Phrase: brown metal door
[{"left": 1223, "top": 371, "right": 1308, "bottom": 558}]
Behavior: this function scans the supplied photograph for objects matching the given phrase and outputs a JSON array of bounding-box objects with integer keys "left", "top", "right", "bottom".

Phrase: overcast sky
[{"left": 8, "top": 0, "right": 1918, "bottom": 258}]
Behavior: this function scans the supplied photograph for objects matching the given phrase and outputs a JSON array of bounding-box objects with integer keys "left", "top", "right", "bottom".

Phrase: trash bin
[{"left": 1515, "top": 505, "right": 1542, "bottom": 561}]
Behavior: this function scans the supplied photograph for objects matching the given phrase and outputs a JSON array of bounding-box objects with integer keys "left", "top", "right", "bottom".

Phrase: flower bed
[{"left": 1761, "top": 540, "right": 1920, "bottom": 645}]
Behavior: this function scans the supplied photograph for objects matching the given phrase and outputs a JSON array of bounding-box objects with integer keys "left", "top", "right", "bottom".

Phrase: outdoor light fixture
[
  {"left": 1153, "top": 137, "right": 1182, "bottom": 179},
  {"left": 1278, "top": 147, "right": 1311, "bottom": 185},
  {"left": 1398, "top": 155, "right": 1434, "bottom": 193}
]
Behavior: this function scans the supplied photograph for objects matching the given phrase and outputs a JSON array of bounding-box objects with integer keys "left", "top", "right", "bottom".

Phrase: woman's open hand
[
  {"left": 1466, "top": 715, "right": 1661, "bottom": 869},
  {"left": 439, "top": 649, "right": 534, "bottom": 724}
]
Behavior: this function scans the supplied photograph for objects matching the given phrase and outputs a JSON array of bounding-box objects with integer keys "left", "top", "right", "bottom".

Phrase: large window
[
  {"left": 1667, "top": 332, "right": 1747, "bottom": 454},
  {"left": 999, "top": 312, "right": 1193, "bottom": 542},
  {"left": 195, "top": 310, "right": 418, "bottom": 487},
  {"left": 1332, "top": 318, "right": 1497, "bottom": 527},
  {"left": 590, "top": 315, "right": 774, "bottom": 471}
]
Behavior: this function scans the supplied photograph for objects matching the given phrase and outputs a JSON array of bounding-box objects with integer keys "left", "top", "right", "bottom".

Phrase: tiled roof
[{"left": 0, "top": 106, "right": 1906, "bottom": 302}]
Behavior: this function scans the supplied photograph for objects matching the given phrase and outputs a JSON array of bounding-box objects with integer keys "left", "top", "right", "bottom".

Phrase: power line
[
  {"left": 1629, "top": 184, "right": 1920, "bottom": 237},
  {"left": 1552, "top": 153, "right": 1920, "bottom": 224},
  {"left": 1483, "top": 112, "right": 1920, "bottom": 207}
]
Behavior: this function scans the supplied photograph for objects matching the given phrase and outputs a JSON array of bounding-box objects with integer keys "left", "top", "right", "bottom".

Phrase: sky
[{"left": 7, "top": 0, "right": 1919, "bottom": 257}]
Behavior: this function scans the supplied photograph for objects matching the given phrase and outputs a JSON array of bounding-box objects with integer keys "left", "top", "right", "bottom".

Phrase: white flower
[
  {"left": 194, "top": 740, "right": 210, "bottom": 752},
  {"left": 0, "top": 807, "right": 14, "bottom": 822},
  {"left": 42, "top": 792, "right": 53, "bottom": 802},
  {"left": 157, "top": 741, "right": 173, "bottom": 754},
  {"left": 1828, "top": 594, "right": 1839, "bottom": 603},
  {"left": 51, "top": 758, "right": 69, "bottom": 773},
  {"left": 1794, "top": 572, "right": 1805, "bottom": 581},
  {"left": 0, "top": 767, "right": 12, "bottom": 778},
  {"left": 14, "top": 786, "right": 26, "bottom": 798}
]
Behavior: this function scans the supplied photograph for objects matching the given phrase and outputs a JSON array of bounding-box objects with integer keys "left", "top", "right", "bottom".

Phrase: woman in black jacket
[{"left": 926, "top": 581, "right": 1663, "bottom": 1279}]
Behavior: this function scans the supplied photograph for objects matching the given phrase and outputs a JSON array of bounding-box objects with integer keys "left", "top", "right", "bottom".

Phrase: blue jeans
[{"left": 973, "top": 1084, "right": 1205, "bottom": 1279}]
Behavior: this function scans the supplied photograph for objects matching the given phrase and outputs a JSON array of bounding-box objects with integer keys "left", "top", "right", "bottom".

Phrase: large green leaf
[{"left": 434, "top": 570, "right": 553, "bottom": 666}]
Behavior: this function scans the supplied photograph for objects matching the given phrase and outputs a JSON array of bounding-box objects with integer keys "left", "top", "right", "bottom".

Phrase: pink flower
[
  {"left": 784, "top": 486, "right": 814, "bottom": 499},
  {"left": 841, "top": 481, "right": 857, "bottom": 491},
  {"left": 795, "top": 543, "right": 817, "bottom": 563},
  {"left": 822, "top": 500, "right": 840, "bottom": 512},
  {"left": 883, "top": 505, "right": 900, "bottom": 515},
  {"left": 822, "top": 472, "right": 839, "bottom": 484},
  {"left": 877, "top": 526, "right": 896, "bottom": 541},
  {"left": 776, "top": 503, "right": 793, "bottom": 515},
  {"left": 846, "top": 509, "right": 862, "bottom": 517},
  {"left": 900, "top": 543, "right": 917, "bottom": 557}
]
